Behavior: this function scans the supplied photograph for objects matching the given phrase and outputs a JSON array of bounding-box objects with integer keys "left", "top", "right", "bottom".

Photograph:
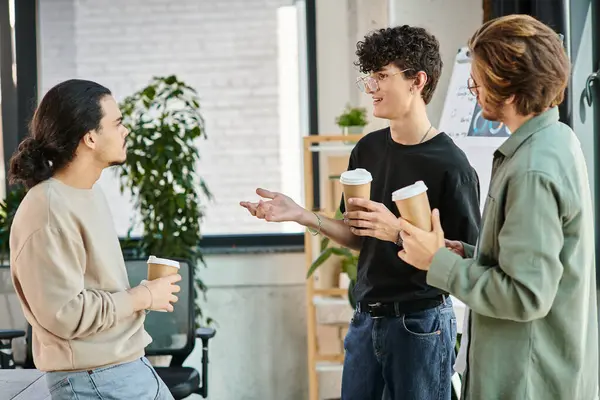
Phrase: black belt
[{"left": 356, "top": 296, "right": 445, "bottom": 319}]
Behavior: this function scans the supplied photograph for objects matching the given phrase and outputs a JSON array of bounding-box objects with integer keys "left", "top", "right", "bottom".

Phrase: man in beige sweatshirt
[{"left": 9, "top": 79, "right": 180, "bottom": 399}]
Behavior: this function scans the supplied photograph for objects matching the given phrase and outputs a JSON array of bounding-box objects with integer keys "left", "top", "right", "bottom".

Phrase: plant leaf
[
  {"left": 117, "top": 75, "right": 212, "bottom": 328},
  {"left": 330, "top": 247, "right": 354, "bottom": 258},
  {"left": 306, "top": 248, "right": 334, "bottom": 278},
  {"left": 320, "top": 237, "right": 330, "bottom": 252}
]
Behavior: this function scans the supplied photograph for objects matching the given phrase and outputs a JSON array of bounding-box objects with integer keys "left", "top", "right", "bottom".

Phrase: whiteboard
[
  {"left": 439, "top": 47, "right": 510, "bottom": 139},
  {"left": 439, "top": 47, "right": 509, "bottom": 211},
  {"left": 439, "top": 47, "right": 477, "bottom": 140}
]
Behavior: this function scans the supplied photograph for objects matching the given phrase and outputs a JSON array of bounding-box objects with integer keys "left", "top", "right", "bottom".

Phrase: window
[{"left": 38, "top": 0, "right": 309, "bottom": 237}]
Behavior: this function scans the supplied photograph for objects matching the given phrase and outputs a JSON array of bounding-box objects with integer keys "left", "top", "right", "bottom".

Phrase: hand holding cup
[
  {"left": 144, "top": 256, "right": 182, "bottom": 312},
  {"left": 392, "top": 181, "right": 432, "bottom": 231},
  {"left": 340, "top": 168, "right": 373, "bottom": 212},
  {"left": 141, "top": 274, "right": 181, "bottom": 312}
]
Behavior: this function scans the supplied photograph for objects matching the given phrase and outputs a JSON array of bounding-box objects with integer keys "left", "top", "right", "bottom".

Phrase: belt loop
[
  {"left": 394, "top": 302, "right": 400, "bottom": 316},
  {"left": 442, "top": 294, "right": 447, "bottom": 305}
]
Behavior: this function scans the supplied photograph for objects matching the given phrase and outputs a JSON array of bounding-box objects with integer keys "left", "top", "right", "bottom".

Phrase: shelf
[
  {"left": 316, "top": 362, "right": 344, "bottom": 400},
  {"left": 304, "top": 134, "right": 356, "bottom": 400},
  {"left": 313, "top": 295, "right": 353, "bottom": 326},
  {"left": 308, "top": 144, "right": 357, "bottom": 153},
  {"left": 316, "top": 361, "right": 344, "bottom": 371},
  {"left": 315, "top": 353, "right": 345, "bottom": 363},
  {"left": 313, "top": 296, "right": 350, "bottom": 305},
  {"left": 303, "top": 134, "right": 363, "bottom": 144},
  {"left": 314, "top": 288, "right": 348, "bottom": 296}
]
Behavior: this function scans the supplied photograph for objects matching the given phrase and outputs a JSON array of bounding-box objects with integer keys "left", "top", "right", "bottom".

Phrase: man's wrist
[
  {"left": 297, "top": 208, "right": 315, "bottom": 227},
  {"left": 394, "top": 230, "right": 403, "bottom": 247},
  {"left": 128, "top": 285, "right": 152, "bottom": 312}
]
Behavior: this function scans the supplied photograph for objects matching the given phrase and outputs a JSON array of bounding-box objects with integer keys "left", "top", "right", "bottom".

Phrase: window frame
[{"left": 1, "top": 0, "right": 320, "bottom": 254}]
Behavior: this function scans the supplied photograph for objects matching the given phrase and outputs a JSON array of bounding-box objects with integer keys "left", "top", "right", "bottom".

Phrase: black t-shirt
[{"left": 340, "top": 128, "right": 481, "bottom": 304}]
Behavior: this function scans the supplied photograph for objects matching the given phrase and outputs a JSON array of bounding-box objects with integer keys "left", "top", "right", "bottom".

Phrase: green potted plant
[
  {"left": 118, "top": 75, "right": 212, "bottom": 329},
  {"left": 0, "top": 185, "right": 27, "bottom": 264},
  {"left": 306, "top": 209, "right": 358, "bottom": 308},
  {"left": 335, "top": 104, "right": 368, "bottom": 135}
]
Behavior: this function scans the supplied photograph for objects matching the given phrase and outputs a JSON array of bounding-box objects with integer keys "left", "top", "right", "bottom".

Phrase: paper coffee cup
[
  {"left": 392, "top": 181, "right": 432, "bottom": 231},
  {"left": 147, "top": 255, "right": 180, "bottom": 281},
  {"left": 340, "top": 168, "right": 372, "bottom": 212}
]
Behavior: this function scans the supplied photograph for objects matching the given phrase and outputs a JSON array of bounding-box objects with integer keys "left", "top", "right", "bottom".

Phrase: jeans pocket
[
  {"left": 343, "top": 322, "right": 352, "bottom": 351},
  {"left": 141, "top": 357, "right": 163, "bottom": 400},
  {"left": 349, "top": 310, "right": 359, "bottom": 326},
  {"left": 48, "top": 377, "right": 78, "bottom": 400},
  {"left": 401, "top": 308, "right": 442, "bottom": 337},
  {"left": 344, "top": 312, "right": 363, "bottom": 351}
]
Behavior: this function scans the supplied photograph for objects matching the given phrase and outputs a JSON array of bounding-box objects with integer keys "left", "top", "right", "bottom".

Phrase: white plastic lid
[
  {"left": 392, "top": 181, "right": 428, "bottom": 201},
  {"left": 340, "top": 168, "right": 373, "bottom": 185},
  {"left": 147, "top": 255, "right": 180, "bottom": 269}
]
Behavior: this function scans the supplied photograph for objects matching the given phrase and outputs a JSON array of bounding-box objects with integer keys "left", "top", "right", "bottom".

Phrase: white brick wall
[
  {"left": 38, "top": 0, "right": 300, "bottom": 236},
  {"left": 37, "top": 0, "right": 77, "bottom": 100}
]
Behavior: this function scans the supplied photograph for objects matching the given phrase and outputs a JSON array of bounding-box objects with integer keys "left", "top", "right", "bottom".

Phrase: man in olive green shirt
[{"left": 396, "top": 15, "right": 599, "bottom": 400}]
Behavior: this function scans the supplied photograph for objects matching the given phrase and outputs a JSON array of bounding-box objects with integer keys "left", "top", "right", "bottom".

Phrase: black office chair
[
  {"left": 0, "top": 329, "right": 25, "bottom": 369},
  {"left": 0, "top": 264, "right": 33, "bottom": 369},
  {"left": 125, "top": 258, "right": 215, "bottom": 399},
  {"left": 1, "top": 260, "right": 215, "bottom": 400}
]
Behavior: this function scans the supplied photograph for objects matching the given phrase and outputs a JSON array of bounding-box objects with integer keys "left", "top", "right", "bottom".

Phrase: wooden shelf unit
[
  {"left": 303, "top": 134, "right": 363, "bottom": 400},
  {"left": 313, "top": 288, "right": 348, "bottom": 297}
]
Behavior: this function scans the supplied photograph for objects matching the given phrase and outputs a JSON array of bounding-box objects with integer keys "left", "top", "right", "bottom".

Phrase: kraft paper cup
[
  {"left": 392, "top": 181, "right": 432, "bottom": 231},
  {"left": 146, "top": 256, "right": 180, "bottom": 312},
  {"left": 340, "top": 168, "right": 372, "bottom": 212}
]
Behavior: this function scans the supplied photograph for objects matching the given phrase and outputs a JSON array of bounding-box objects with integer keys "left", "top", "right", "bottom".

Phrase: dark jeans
[{"left": 341, "top": 296, "right": 457, "bottom": 400}]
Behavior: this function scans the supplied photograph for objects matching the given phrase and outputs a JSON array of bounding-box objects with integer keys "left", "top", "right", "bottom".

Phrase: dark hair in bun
[{"left": 8, "top": 79, "right": 111, "bottom": 189}]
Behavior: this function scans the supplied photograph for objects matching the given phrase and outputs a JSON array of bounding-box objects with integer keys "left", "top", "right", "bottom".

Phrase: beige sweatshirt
[{"left": 10, "top": 178, "right": 151, "bottom": 372}]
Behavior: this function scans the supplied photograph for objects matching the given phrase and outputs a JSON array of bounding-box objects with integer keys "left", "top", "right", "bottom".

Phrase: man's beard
[
  {"left": 481, "top": 105, "right": 503, "bottom": 122},
  {"left": 109, "top": 146, "right": 127, "bottom": 167}
]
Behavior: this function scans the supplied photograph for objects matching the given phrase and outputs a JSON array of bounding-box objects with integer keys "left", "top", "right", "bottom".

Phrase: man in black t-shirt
[{"left": 241, "top": 26, "right": 480, "bottom": 400}]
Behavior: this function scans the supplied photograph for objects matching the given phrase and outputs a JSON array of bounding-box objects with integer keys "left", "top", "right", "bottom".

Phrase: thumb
[
  {"left": 256, "top": 188, "right": 277, "bottom": 199},
  {"left": 431, "top": 209, "right": 443, "bottom": 234},
  {"left": 397, "top": 250, "right": 408, "bottom": 263}
]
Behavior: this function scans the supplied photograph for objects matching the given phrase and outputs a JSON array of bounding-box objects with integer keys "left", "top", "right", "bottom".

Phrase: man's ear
[
  {"left": 82, "top": 130, "right": 97, "bottom": 149},
  {"left": 505, "top": 94, "right": 516, "bottom": 105},
  {"left": 414, "top": 71, "right": 429, "bottom": 91}
]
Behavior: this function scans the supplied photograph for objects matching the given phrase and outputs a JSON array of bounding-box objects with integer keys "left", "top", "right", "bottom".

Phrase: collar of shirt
[{"left": 495, "top": 107, "right": 560, "bottom": 159}]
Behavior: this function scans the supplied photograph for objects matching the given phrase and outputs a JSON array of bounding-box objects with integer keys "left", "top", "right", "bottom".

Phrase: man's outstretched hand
[{"left": 240, "top": 188, "right": 304, "bottom": 223}]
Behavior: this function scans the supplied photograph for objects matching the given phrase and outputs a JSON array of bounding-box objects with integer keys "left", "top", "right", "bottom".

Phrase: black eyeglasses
[{"left": 467, "top": 77, "right": 479, "bottom": 97}]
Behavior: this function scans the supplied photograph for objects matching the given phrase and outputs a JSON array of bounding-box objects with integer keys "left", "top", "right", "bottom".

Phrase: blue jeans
[
  {"left": 45, "top": 357, "right": 173, "bottom": 399},
  {"left": 342, "top": 297, "right": 457, "bottom": 400}
]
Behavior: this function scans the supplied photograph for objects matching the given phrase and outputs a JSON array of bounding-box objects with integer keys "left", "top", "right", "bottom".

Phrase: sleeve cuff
[
  {"left": 461, "top": 242, "right": 476, "bottom": 258},
  {"left": 426, "top": 248, "right": 461, "bottom": 291},
  {"left": 111, "top": 291, "right": 135, "bottom": 321}
]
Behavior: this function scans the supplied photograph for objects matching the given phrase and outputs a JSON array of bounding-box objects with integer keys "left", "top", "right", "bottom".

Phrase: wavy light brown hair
[{"left": 468, "top": 14, "right": 570, "bottom": 116}]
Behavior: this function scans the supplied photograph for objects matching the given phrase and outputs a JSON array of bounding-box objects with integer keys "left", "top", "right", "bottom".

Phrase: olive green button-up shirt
[{"left": 429, "top": 107, "right": 599, "bottom": 399}]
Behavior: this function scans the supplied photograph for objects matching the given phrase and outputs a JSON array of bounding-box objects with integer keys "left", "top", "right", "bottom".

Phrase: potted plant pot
[
  {"left": 335, "top": 104, "right": 368, "bottom": 138},
  {"left": 342, "top": 126, "right": 364, "bottom": 135}
]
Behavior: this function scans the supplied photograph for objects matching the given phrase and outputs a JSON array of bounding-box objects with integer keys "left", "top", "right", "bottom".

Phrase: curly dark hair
[{"left": 355, "top": 25, "right": 443, "bottom": 104}]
